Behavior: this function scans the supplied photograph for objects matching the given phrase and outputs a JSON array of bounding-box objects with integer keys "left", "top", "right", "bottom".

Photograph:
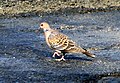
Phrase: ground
[
  {"left": 0, "top": 0, "right": 120, "bottom": 17},
  {"left": 0, "top": 10, "right": 120, "bottom": 82},
  {"left": 0, "top": 0, "right": 120, "bottom": 83}
]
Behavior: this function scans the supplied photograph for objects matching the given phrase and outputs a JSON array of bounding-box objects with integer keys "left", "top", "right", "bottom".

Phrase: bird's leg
[
  {"left": 55, "top": 56, "right": 65, "bottom": 61},
  {"left": 52, "top": 50, "right": 61, "bottom": 57},
  {"left": 52, "top": 52, "right": 60, "bottom": 57},
  {"left": 52, "top": 51, "right": 66, "bottom": 61}
]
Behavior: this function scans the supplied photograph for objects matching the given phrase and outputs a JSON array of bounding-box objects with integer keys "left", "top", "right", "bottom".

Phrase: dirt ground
[
  {"left": 0, "top": 0, "right": 120, "bottom": 17},
  {"left": 0, "top": 10, "right": 120, "bottom": 82},
  {"left": 0, "top": 0, "right": 120, "bottom": 83}
]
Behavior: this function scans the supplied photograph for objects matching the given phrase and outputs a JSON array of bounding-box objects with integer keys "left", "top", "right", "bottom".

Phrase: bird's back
[
  {"left": 48, "top": 30, "right": 85, "bottom": 53},
  {"left": 48, "top": 30, "right": 69, "bottom": 50}
]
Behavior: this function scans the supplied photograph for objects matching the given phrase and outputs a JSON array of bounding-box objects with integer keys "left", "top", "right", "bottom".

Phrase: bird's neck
[
  {"left": 44, "top": 30, "right": 51, "bottom": 47},
  {"left": 43, "top": 28, "right": 52, "bottom": 37},
  {"left": 43, "top": 29, "right": 49, "bottom": 32},
  {"left": 44, "top": 30, "right": 51, "bottom": 38}
]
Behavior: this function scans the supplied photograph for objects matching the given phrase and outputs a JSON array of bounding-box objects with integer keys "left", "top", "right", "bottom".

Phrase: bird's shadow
[
  {"left": 22, "top": 46, "right": 93, "bottom": 62},
  {"left": 32, "top": 49, "right": 92, "bottom": 61},
  {"left": 65, "top": 55, "right": 93, "bottom": 61}
]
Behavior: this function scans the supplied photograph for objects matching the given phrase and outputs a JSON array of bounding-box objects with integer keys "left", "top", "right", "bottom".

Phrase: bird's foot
[
  {"left": 55, "top": 56, "right": 65, "bottom": 61},
  {"left": 52, "top": 51, "right": 61, "bottom": 57}
]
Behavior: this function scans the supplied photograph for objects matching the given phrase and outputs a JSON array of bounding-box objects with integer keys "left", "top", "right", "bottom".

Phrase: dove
[{"left": 38, "top": 22, "right": 95, "bottom": 61}]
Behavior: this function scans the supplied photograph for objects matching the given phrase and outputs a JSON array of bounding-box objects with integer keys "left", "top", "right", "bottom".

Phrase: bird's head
[
  {"left": 40, "top": 22, "right": 51, "bottom": 32},
  {"left": 40, "top": 22, "right": 50, "bottom": 29},
  {"left": 35, "top": 22, "right": 51, "bottom": 33}
]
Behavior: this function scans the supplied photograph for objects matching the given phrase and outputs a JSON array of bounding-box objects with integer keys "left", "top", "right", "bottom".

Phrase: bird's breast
[{"left": 44, "top": 31, "right": 52, "bottom": 47}]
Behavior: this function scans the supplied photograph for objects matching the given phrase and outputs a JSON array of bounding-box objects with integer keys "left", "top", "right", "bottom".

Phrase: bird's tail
[
  {"left": 65, "top": 46, "right": 95, "bottom": 58},
  {"left": 82, "top": 50, "right": 95, "bottom": 58},
  {"left": 76, "top": 47, "right": 95, "bottom": 58}
]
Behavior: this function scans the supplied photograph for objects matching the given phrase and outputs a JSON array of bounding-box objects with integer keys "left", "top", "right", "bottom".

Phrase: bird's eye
[{"left": 41, "top": 24, "right": 43, "bottom": 26}]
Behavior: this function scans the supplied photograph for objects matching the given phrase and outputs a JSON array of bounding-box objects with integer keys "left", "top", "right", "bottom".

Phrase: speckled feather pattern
[
  {"left": 48, "top": 30, "right": 85, "bottom": 53},
  {"left": 39, "top": 22, "right": 95, "bottom": 59}
]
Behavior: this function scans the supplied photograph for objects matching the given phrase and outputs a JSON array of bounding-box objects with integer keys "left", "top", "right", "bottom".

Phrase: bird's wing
[
  {"left": 48, "top": 30, "right": 85, "bottom": 53},
  {"left": 64, "top": 39, "right": 85, "bottom": 53},
  {"left": 48, "top": 31, "right": 70, "bottom": 50}
]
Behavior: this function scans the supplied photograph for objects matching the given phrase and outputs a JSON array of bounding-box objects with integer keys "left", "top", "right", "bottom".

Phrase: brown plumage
[{"left": 38, "top": 22, "right": 95, "bottom": 61}]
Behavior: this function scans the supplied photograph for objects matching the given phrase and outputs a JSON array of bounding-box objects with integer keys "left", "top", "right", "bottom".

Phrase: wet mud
[{"left": 0, "top": 10, "right": 120, "bottom": 82}]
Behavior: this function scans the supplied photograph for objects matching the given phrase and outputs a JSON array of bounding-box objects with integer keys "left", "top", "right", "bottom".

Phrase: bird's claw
[
  {"left": 52, "top": 51, "right": 61, "bottom": 57},
  {"left": 55, "top": 56, "right": 65, "bottom": 61}
]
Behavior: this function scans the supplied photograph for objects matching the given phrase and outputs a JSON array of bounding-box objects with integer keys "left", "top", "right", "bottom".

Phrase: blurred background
[{"left": 0, "top": 0, "right": 120, "bottom": 17}]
